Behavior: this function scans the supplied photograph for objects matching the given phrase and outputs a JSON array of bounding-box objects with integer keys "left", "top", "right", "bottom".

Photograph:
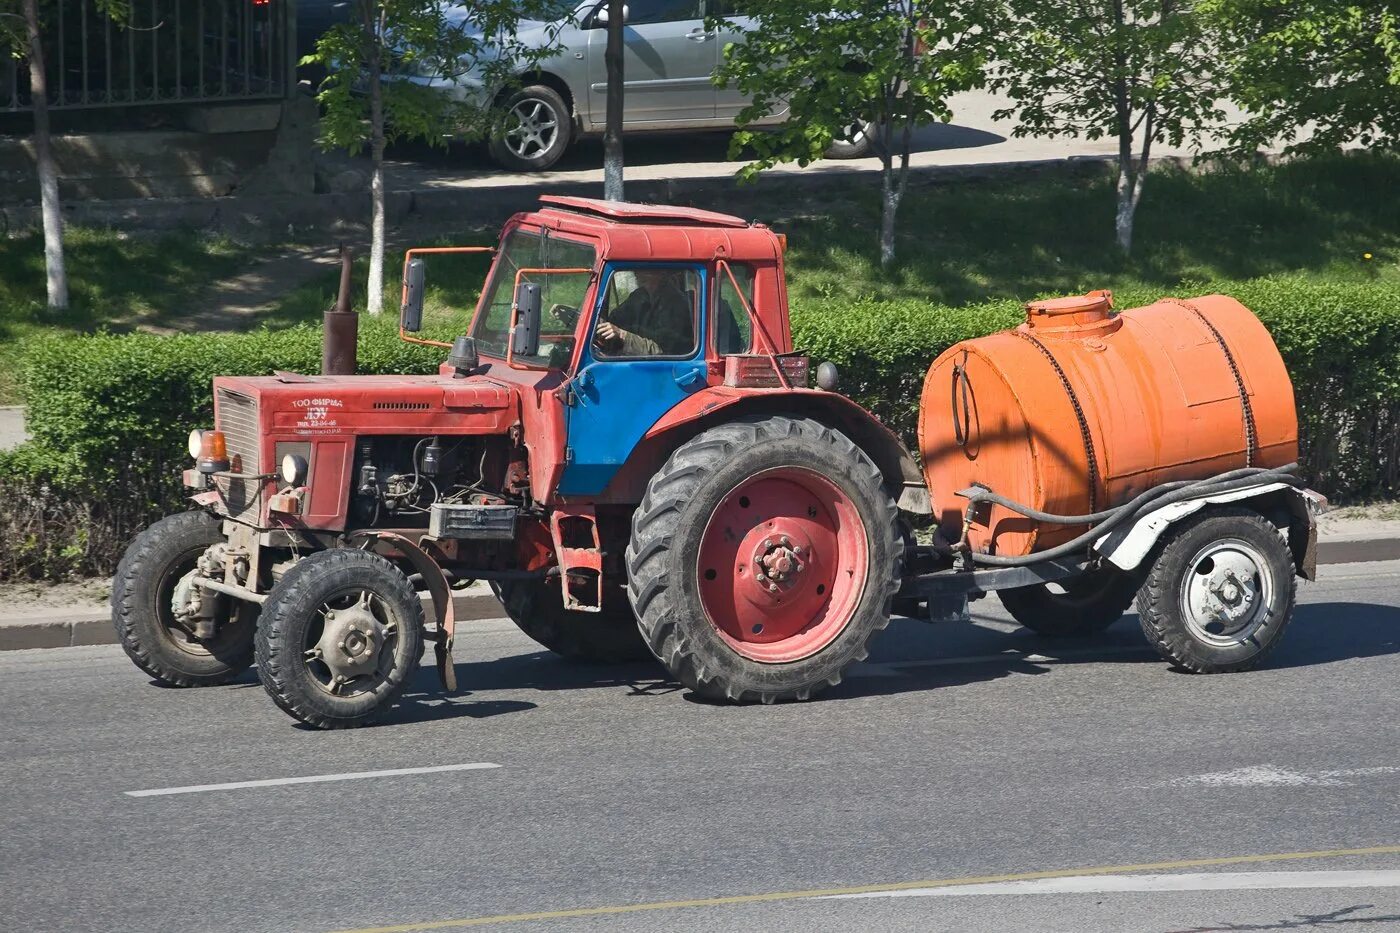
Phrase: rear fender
[
  {"left": 1095, "top": 484, "right": 1326, "bottom": 580},
  {"left": 598, "top": 387, "right": 929, "bottom": 515}
]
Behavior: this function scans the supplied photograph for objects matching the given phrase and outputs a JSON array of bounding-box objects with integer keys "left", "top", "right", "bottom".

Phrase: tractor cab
[{"left": 399, "top": 196, "right": 808, "bottom": 500}]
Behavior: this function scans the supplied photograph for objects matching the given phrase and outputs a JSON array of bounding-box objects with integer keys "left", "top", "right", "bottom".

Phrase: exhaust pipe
[{"left": 322, "top": 243, "right": 358, "bottom": 375}]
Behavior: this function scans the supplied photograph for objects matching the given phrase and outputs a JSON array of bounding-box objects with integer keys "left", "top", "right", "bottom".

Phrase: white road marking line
[
  {"left": 1165, "top": 764, "right": 1400, "bottom": 788},
  {"left": 125, "top": 762, "right": 501, "bottom": 797},
  {"left": 821, "top": 870, "right": 1400, "bottom": 900}
]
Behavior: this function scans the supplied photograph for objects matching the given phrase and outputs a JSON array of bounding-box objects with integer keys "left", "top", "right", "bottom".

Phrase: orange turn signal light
[{"left": 196, "top": 430, "right": 230, "bottom": 474}]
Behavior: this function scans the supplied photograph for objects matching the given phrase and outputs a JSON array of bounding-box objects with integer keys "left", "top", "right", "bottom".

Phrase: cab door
[{"left": 559, "top": 263, "right": 708, "bottom": 495}]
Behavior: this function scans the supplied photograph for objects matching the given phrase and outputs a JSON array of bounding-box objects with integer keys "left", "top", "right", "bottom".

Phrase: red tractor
[{"left": 113, "top": 197, "right": 1321, "bottom": 728}]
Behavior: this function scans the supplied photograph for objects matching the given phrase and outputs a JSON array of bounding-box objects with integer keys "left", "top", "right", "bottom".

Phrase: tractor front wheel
[
  {"left": 627, "top": 416, "right": 901, "bottom": 703},
  {"left": 255, "top": 549, "right": 425, "bottom": 729},
  {"left": 112, "top": 511, "right": 257, "bottom": 687}
]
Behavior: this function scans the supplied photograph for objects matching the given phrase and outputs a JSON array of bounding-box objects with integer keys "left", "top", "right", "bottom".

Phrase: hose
[{"left": 958, "top": 463, "right": 1301, "bottom": 568}]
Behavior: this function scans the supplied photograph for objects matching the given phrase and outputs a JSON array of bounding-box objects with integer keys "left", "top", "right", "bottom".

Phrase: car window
[
  {"left": 715, "top": 263, "right": 754, "bottom": 354},
  {"left": 621, "top": 0, "right": 703, "bottom": 25},
  {"left": 594, "top": 267, "right": 700, "bottom": 359},
  {"left": 473, "top": 228, "right": 596, "bottom": 368}
]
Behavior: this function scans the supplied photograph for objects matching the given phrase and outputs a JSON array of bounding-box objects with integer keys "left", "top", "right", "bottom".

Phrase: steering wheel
[{"left": 549, "top": 303, "right": 580, "bottom": 328}]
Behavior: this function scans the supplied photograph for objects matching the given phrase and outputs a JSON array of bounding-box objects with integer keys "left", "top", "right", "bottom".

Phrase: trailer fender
[
  {"left": 1095, "top": 483, "right": 1326, "bottom": 579},
  {"left": 347, "top": 530, "right": 458, "bottom": 691},
  {"left": 603, "top": 386, "right": 930, "bottom": 515}
]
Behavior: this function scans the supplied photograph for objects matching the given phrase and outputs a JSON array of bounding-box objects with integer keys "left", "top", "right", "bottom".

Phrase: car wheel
[
  {"left": 824, "top": 118, "right": 876, "bottom": 159},
  {"left": 488, "top": 85, "right": 573, "bottom": 172}
]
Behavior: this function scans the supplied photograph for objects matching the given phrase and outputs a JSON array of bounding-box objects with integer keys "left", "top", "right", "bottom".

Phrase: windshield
[{"left": 473, "top": 228, "right": 597, "bottom": 368}]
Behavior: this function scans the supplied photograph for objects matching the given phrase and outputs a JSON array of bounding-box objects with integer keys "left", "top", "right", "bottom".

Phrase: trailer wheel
[
  {"left": 492, "top": 579, "right": 652, "bottom": 662},
  {"left": 112, "top": 511, "right": 256, "bottom": 687},
  {"left": 1137, "top": 508, "right": 1296, "bottom": 673},
  {"left": 255, "top": 549, "right": 425, "bottom": 729},
  {"left": 627, "top": 416, "right": 901, "bottom": 703},
  {"left": 998, "top": 567, "right": 1140, "bottom": 637}
]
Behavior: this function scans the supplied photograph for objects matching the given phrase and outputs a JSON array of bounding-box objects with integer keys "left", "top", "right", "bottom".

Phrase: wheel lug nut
[
  {"left": 781, "top": 536, "right": 791, "bottom": 546},
  {"left": 768, "top": 583, "right": 779, "bottom": 593}
]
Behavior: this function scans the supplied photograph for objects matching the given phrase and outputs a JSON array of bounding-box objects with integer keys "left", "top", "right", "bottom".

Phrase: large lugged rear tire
[
  {"left": 493, "top": 579, "right": 652, "bottom": 663},
  {"left": 112, "top": 511, "right": 256, "bottom": 687},
  {"left": 1137, "top": 508, "right": 1296, "bottom": 674},
  {"left": 255, "top": 549, "right": 425, "bottom": 729},
  {"left": 999, "top": 566, "right": 1141, "bottom": 637},
  {"left": 626, "top": 416, "right": 901, "bottom": 703}
]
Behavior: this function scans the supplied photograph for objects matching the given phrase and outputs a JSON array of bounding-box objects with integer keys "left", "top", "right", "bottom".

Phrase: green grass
[
  {"left": 766, "top": 152, "right": 1400, "bottom": 307},
  {"left": 3, "top": 151, "right": 1398, "bottom": 404},
  {"left": 0, "top": 229, "right": 254, "bottom": 402}
]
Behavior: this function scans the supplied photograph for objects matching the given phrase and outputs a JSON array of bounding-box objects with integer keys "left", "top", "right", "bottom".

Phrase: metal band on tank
[
  {"left": 1012, "top": 330, "right": 1101, "bottom": 512},
  {"left": 1162, "top": 298, "right": 1259, "bottom": 466}
]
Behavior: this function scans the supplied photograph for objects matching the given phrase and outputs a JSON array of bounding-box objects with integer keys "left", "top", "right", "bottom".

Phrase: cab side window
[
  {"left": 594, "top": 267, "right": 701, "bottom": 359},
  {"left": 715, "top": 263, "right": 755, "bottom": 354}
]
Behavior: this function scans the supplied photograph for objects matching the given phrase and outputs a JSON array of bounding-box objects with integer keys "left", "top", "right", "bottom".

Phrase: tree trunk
[
  {"left": 366, "top": 11, "right": 386, "bottom": 315},
  {"left": 23, "top": 0, "right": 68, "bottom": 310},
  {"left": 1114, "top": 161, "right": 1136, "bottom": 255},
  {"left": 602, "top": 0, "right": 625, "bottom": 201}
]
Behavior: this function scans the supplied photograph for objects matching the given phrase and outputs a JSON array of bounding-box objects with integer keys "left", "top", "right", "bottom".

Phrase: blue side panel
[{"left": 559, "top": 264, "right": 707, "bottom": 496}]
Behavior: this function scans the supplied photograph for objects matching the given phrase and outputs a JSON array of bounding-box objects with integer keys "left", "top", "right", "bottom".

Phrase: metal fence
[{"left": 4, "top": 0, "right": 295, "bottom": 112}]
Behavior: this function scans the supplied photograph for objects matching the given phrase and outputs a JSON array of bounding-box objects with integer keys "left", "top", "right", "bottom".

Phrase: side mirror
[
  {"left": 401, "top": 258, "right": 426, "bottom": 333},
  {"left": 595, "top": 3, "right": 628, "bottom": 26},
  {"left": 512, "top": 282, "right": 542, "bottom": 358}
]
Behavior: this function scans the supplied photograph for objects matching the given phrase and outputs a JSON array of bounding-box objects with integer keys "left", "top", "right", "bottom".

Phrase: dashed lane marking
[{"left": 125, "top": 762, "right": 501, "bottom": 797}]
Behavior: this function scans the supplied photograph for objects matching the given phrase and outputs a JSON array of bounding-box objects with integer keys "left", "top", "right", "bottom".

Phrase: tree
[
  {"left": 0, "top": 0, "right": 125, "bottom": 310},
  {"left": 602, "top": 0, "right": 624, "bottom": 200},
  {"left": 714, "top": 1, "right": 994, "bottom": 267},
  {"left": 991, "top": 1, "right": 1225, "bottom": 254},
  {"left": 307, "top": 1, "right": 566, "bottom": 314},
  {"left": 1204, "top": 0, "right": 1400, "bottom": 154}
]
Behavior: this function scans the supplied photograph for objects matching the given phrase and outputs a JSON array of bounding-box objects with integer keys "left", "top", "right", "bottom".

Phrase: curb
[
  {"left": 0, "top": 591, "right": 506, "bottom": 653},
  {"left": 1, "top": 535, "right": 1396, "bottom": 653}
]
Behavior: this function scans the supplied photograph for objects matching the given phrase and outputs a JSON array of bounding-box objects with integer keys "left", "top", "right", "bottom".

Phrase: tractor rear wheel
[
  {"left": 627, "top": 416, "right": 901, "bottom": 703},
  {"left": 112, "top": 511, "right": 257, "bottom": 687},
  {"left": 493, "top": 579, "right": 652, "bottom": 663}
]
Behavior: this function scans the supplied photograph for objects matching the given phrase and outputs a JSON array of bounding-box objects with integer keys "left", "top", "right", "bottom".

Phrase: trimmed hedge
[{"left": 3, "top": 276, "right": 1399, "bottom": 580}]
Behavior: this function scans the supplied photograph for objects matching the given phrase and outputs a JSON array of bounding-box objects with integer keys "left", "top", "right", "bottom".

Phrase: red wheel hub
[{"left": 696, "top": 467, "right": 869, "bottom": 663}]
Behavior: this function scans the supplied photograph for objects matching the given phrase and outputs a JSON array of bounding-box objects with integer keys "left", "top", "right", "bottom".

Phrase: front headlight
[
  {"left": 281, "top": 454, "right": 309, "bottom": 486},
  {"left": 188, "top": 429, "right": 204, "bottom": 459}
]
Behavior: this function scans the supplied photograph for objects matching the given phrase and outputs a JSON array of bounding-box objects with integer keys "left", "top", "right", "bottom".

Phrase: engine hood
[{"left": 213, "top": 373, "right": 520, "bottom": 438}]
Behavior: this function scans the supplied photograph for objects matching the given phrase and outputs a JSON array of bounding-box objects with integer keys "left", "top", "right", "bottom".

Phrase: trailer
[{"left": 111, "top": 197, "right": 1322, "bottom": 728}]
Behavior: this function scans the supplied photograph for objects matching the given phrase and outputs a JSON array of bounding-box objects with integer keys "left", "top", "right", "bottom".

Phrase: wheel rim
[
  {"left": 503, "top": 98, "right": 559, "bottom": 159},
  {"left": 835, "top": 119, "right": 871, "bottom": 148},
  {"left": 1178, "top": 538, "right": 1275, "bottom": 646},
  {"left": 696, "top": 467, "right": 870, "bottom": 664},
  {"left": 302, "top": 587, "right": 402, "bottom": 698}
]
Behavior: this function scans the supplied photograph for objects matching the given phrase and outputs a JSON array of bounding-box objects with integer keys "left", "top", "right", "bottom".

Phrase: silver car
[{"left": 423, "top": 0, "right": 873, "bottom": 171}]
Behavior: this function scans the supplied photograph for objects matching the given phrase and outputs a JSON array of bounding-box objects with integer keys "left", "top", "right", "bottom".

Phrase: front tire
[
  {"left": 627, "top": 416, "right": 901, "bottom": 703},
  {"left": 1137, "top": 508, "right": 1296, "bottom": 673},
  {"left": 493, "top": 578, "right": 652, "bottom": 663},
  {"left": 999, "top": 566, "right": 1140, "bottom": 637},
  {"left": 488, "top": 85, "right": 572, "bottom": 172},
  {"left": 255, "top": 549, "right": 425, "bottom": 729},
  {"left": 112, "top": 511, "right": 256, "bottom": 687},
  {"left": 824, "top": 118, "right": 876, "bottom": 159}
]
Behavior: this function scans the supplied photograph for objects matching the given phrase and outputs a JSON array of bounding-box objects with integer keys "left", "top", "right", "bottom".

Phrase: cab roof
[
  {"left": 524, "top": 196, "right": 783, "bottom": 264},
  {"left": 538, "top": 195, "right": 749, "bottom": 228}
]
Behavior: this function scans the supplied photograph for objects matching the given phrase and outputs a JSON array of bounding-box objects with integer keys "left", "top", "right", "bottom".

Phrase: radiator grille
[
  {"left": 373, "top": 401, "right": 431, "bottom": 411},
  {"left": 214, "top": 389, "right": 263, "bottom": 522}
]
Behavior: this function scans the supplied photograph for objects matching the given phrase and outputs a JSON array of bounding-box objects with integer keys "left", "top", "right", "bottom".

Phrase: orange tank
[{"left": 917, "top": 291, "right": 1298, "bottom": 556}]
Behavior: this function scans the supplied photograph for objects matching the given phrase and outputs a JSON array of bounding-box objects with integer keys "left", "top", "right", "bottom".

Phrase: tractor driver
[{"left": 594, "top": 268, "right": 694, "bottom": 357}]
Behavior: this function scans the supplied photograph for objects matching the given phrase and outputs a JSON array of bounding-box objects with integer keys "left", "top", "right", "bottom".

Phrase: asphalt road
[{"left": 2, "top": 561, "right": 1398, "bottom": 933}]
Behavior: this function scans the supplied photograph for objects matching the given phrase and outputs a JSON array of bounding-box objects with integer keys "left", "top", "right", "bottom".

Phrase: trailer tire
[
  {"left": 112, "top": 511, "right": 256, "bottom": 687},
  {"left": 998, "top": 567, "right": 1140, "bottom": 637},
  {"left": 493, "top": 579, "right": 652, "bottom": 662},
  {"left": 255, "top": 549, "right": 425, "bottom": 729},
  {"left": 1137, "top": 508, "right": 1296, "bottom": 674},
  {"left": 627, "top": 416, "right": 901, "bottom": 703}
]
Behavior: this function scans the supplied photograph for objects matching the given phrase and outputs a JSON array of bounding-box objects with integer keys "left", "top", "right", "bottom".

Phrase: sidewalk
[
  {"left": 3, "top": 516, "right": 1397, "bottom": 651},
  {"left": 0, "top": 406, "right": 25, "bottom": 451}
]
